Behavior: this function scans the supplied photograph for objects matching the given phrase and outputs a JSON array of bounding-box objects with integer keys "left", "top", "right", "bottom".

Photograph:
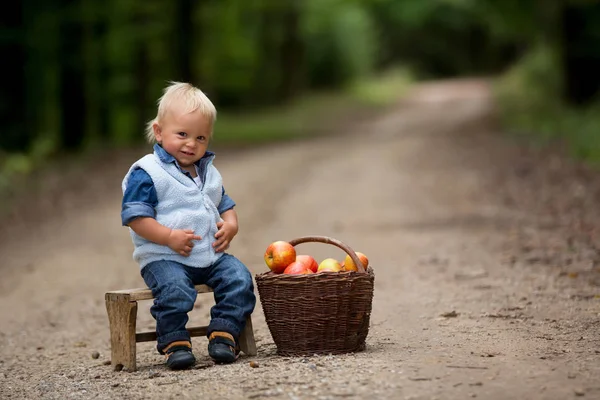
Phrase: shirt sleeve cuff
[
  {"left": 121, "top": 202, "right": 156, "bottom": 226},
  {"left": 217, "top": 194, "right": 236, "bottom": 215}
]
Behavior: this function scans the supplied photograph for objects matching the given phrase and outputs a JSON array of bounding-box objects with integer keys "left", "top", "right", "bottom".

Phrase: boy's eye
[
  {"left": 177, "top": 132, "right": 187, "bottom": 137},
  {"left": 197, "top": 136, "right": 206, "bottom": 141}
]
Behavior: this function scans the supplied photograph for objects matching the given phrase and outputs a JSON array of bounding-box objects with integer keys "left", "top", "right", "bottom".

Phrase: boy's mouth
[{"left": 181, "top": 150, "right": 195, "bottom": 156}]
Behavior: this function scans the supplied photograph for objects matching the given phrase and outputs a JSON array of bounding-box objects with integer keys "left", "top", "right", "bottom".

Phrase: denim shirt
[{"left": 121, "top": 144, "right": 236, "bottom": 226}]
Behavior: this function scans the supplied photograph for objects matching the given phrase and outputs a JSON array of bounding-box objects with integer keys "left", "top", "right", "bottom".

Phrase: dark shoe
[
  {"left": 164, "top": 341, "right": 195, "bottom": 370},
  {"left": 208, "top": 332, "right": 239, "bottom": 364}
]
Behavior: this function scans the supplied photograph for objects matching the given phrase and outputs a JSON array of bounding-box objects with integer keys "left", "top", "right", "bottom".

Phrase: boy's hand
[
  {"left": 167, "top": 229, "right": 202, "bottom": 257},
  {"left": 213, "top": 220, "right": 238, "bottom": 252}
]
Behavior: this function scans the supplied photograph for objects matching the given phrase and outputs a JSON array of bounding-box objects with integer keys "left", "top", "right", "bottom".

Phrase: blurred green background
[{"left": 2, "top": 0, "right": 600, "bottom": 184}]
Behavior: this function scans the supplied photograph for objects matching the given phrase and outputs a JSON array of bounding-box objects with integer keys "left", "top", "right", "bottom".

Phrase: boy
[{"left": 121, "top": 82, "right": 256, "bottom": 370}]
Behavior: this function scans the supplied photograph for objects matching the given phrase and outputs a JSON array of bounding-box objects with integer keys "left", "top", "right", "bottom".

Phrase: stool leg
[
  {"left": 105, "top": 293, "right": 138, "bottom": 371},
  {"left": 238, "top": 316, "right": 257, "bottom": 356}
]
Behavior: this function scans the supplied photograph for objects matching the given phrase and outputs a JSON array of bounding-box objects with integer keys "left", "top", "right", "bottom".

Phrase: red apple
[
  {"left": 317, "top": 258, "right": 342, "bottom": 273},
  {"left": 343, "top": 252, "right": 369, "bottom": 272},
  {"left": 295, "top": 255, "right": 318, "bottom": 273},
  {"left": 264, "top": 241, "right": 296, "bottom": 273},
  {"left": 283, "top": 261, "right": 314, "bottom": 275}
]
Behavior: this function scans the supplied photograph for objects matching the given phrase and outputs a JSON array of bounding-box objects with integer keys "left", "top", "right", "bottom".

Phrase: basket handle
[{"left": 288, "top": 236, "right": 366, "bottom": 273}]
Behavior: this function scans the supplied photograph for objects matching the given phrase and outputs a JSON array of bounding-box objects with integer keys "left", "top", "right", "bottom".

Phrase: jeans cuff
[
  {"left": 157, "top": 330, "right": 191, "bottom": 354},
  {"left": 207, "top": 318, "right": 241, "bottom": 340}
]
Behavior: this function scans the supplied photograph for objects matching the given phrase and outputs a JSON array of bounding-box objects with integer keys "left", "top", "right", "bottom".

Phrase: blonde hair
[{"left": 145, "top": 81, "right": 217, "bottom": 143}]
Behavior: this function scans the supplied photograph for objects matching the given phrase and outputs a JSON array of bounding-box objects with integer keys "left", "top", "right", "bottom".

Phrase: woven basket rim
[{"left": 255, "top": 267, "right": 374, "bottom": 281}]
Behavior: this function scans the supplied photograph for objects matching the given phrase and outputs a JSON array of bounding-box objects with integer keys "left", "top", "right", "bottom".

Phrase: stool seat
[{"left": 105, "top": 284, "right": 257, "bottom": 371}]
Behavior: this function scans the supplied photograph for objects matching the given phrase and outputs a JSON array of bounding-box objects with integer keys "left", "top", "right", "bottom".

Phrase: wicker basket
[{"left": 255, "top": 236, "right": 374, "bottom": 356}]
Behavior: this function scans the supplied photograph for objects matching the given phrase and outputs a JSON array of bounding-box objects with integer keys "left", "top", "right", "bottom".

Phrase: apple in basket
[
  {"left": 264, "top": 241, "right": 296, "bottom": 274},
  {"left": 295, "top": 255, "right": 318, "bottom": 273},
  {"left": 317, "top": 258, "right": 343, "bottom": 273},
  {"left": 283, "top": 261, "right": 315, "bottom": 275},
  {"left": 343, "top": 252, "right": 369, "bottom": 272}
]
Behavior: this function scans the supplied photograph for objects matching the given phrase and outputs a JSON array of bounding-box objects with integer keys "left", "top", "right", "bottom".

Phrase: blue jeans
[{"left": 141, "top": 254, "right": 256, "bottom": 354}]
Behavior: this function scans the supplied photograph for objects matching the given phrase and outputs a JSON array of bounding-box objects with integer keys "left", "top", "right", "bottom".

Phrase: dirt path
[{"left": 1, "top": 80, "right": 599, "bottom": 400}]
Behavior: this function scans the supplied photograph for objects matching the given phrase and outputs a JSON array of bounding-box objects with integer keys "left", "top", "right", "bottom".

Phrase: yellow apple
[
  {"left": 317, "top": 258, "right": 342, "bottom": 273},
  {"left": 343, "top": 252, "right": 369, "bottom": 272}
]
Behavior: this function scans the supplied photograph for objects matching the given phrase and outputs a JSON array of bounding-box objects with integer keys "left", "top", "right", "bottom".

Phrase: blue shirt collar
[{"left": 153, "top": 143, "right": 215, "bottom": 166}]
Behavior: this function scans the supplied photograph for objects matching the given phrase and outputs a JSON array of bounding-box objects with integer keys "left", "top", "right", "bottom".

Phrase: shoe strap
[
  {"left": 209, "top": 331, "right": 235, "bottom": 345},
  {"left": 164, "top": 340, "right": 192, "bottom": 355}
]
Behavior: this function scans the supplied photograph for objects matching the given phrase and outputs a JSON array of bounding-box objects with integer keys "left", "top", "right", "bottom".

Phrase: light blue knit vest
[{"left": 122, "top": 152, "right": 224, "bottom": 269}]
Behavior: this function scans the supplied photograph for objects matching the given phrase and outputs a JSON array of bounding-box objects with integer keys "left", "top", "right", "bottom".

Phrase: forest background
[{"left": 2, "top": 0, "right": 600, "bottom": 202}]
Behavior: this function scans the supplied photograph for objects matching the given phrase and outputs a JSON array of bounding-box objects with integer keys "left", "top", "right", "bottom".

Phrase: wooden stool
[{"left": 105, "top": 284, "right": 257, "bottom": 371}]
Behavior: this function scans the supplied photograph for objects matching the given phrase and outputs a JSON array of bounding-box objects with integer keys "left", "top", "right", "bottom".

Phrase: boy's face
[{"left": 153, "top": 108, "right": 212, "bottom": 170}]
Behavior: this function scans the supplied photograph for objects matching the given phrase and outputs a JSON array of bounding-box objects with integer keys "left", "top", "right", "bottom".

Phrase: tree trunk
[
  {"left": 1, "top": 3, "right": 28, "bottom": 152},
  {"left": 135, "top": 44, "right": 149, "bottom": 136},
  {"left": 175, "top": 0, "right": 194, "bottom": 83},
  {"left": 58, "top": 1, "right": 86, "bottom": 150},
  {"left": 253, "top": 5, "right": 283, "bottom": 106},
  {"left": 562, "top": 3, "right": 600, "bottom": 106},
  {"left": 279, "top": 0, "right": 304, "bottom": 101}
]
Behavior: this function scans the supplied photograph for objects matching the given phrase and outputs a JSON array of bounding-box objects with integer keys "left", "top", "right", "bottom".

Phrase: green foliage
[
  {"left": 348, "top": 68, "right": 413, "bottom": 106},
  {"left": 472, "top": 0, "right": 540, "bottom": 41},
  {"left": 213, "top": 68, "right": 412, "bottom": 145},
  {"left": 367, "top": 0, "right": 522, "bottom": 78},
  {"left": 494, "top": 45, "right": 563, "bottom": 133},
  {"left": 494, "top": 44, "right": 600, "bottom": 164},
  {"left": 3, "top": 0, "right": 399, "bottom": 157},
  {"left": 4, "top": 0, "right": 600, "bottom": 167},
  {"left": 303, "top": 0, "right": 377, "bottom": 87},
  {"left": 197, "top": 1, "right": 262, "bottom": 103}
]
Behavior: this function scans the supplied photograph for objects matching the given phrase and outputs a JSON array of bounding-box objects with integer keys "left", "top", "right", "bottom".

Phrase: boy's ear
[{"left": 152, "top": 122, "right": 162, "bottom": 143}]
